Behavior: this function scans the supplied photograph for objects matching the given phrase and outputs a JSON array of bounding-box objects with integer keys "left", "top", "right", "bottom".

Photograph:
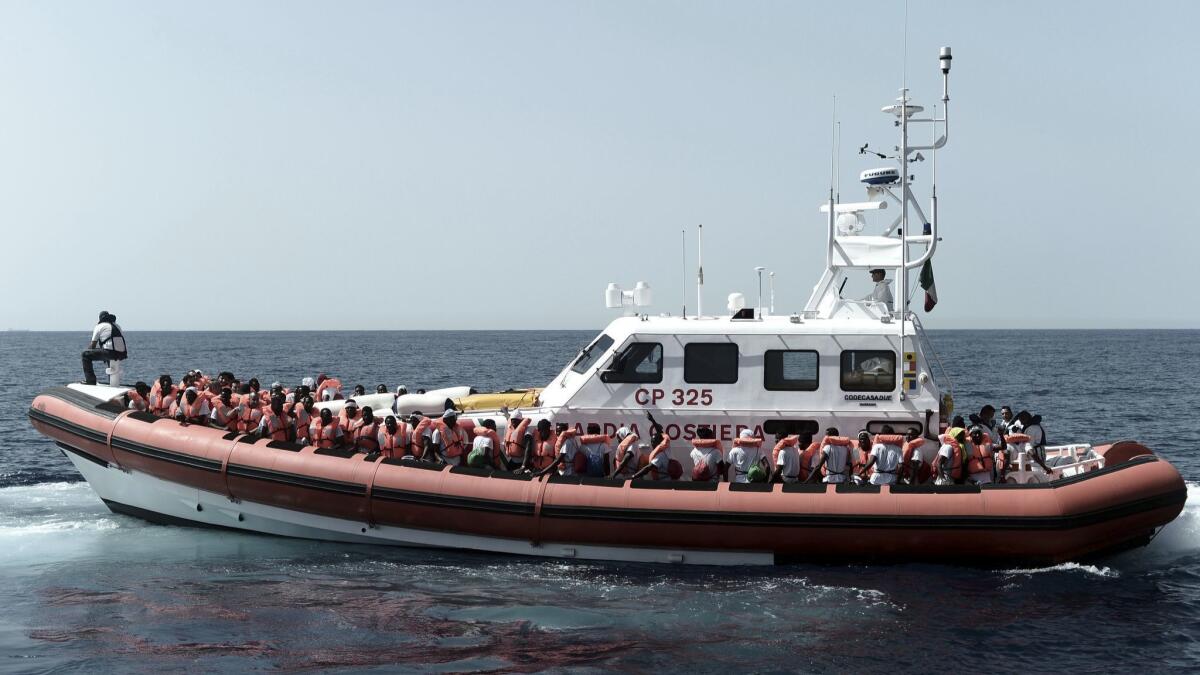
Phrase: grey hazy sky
[{"left": 2, "top": 1, "right": 1197, "bottom": 330}]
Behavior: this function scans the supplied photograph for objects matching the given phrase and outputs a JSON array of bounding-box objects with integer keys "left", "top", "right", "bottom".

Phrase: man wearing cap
[
  {"left": 863, "top": 269, "right": 894, "bottom": 306},
  {"left": 81, "top": 311, "right": 128, "bottom": 385}
]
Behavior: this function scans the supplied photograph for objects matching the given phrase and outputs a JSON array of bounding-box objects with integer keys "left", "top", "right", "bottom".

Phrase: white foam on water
[
  {"left": 1141, "top": 481, "right": 1200, "bottom": 559},
  {"left": 1003, "top": 562, "right": 1120, "bottom": 578}
]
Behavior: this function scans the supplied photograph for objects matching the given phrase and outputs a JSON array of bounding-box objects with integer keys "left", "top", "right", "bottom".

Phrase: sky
[{"left": 1, "top": 0, "right": 1197, "bottom": 330}]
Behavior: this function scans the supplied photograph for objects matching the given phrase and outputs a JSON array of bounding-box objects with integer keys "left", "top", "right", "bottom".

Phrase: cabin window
[
  {"left": 763, "top": 419, "right": 820, "bottom": 436},
  {"left": 764, "top": 350, "right": 819, "bottom": 391},
  {"left": 601, "top": 343, "right": 663, "bottom": 383},
  {"left": 865, "top": 420, "right": 923, "bottom": 436},
  {"left": 570, "top": 334, "right": 614, "bottom": 374},
  {"left": 684, "top": 343, "right": 739, "bottom": 384},
  {"left": 840, "top": 350, "right": 896, "bottom": 392}
]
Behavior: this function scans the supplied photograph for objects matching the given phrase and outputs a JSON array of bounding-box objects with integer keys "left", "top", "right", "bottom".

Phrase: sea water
[{"left": 1, "top": 330, "right": 1197, "bottom": 672}]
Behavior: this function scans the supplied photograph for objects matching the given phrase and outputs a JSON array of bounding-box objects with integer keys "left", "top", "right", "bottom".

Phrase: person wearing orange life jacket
[
  {"left": 377, "top": 415, "right": 411, "bottom": 459},
  {"left": 610, "top": 426, "right": 641, "bottom": 477},
  {"left": 851, "top": 430, "right": 874, "bottom": 485},
  {"left": 860, "top": 427, "right": 905, "bottom": 486},
  {"left": 933, "top": 427, "right": 968, "bottom": 485},
  {"left": 125, "top": 381, "right": 151, "bottom": 412},
  {"left": 307, "top": 408, "right": 345, "bottom": 449},
  {"left": 501, "top": 411, "right": 534, "bottom": 472},
  {"left": 769, "top": 433, "right": 803, "bottom": 484},
  {"left": 172, "top": 387, "right": 211, "bottom": 424},
  {"left": 688, "top": 426, "right": 725, "bottom": 482},
  {"left": 965, "top": 426, "right": 995, "bottom": 484},
  {"left": 574, "top": 423, "right": 613, "bottom": 477},
  {"left": 350, "top": 406, "right": 381, "bottom": 453},
  {"left": 209, "top": 388, "right": 239, "bottom": 432},
  {"left": 429, "top": 409, "right": 469, "bottom": 466},
  {"left": 629, "top": 413, "right": 676, "bottom": 480},
  {"left": 796, "top": 433, "right": 821, "bottom": 482},
  {"left": 408, "top": 413, "right": 433, "bottom": 459},
  {"left": 255, "top": 396, "right": 294, "bottom": 442},
  {"left": 337, "top": 399, "right": 361, "bottom": 435},
  {"left": 234, "top": 393, "right": 263, "bottom": 434},
  {"left": 534, "top": 423, "right": 583, "bottom": 477},
  {"left": 288, "top": 395, "right": 315, "bottom": 443},
  {"left": 527, "top": 419, "right": 558, "bottom": 472},
  {"left": 897, "top": 427, "right": 929, "bottom": 485},
  {"left": 148, "top": 375, "right": 176, "bottom": 417},
  {"left": 467, "top": 419, "right": 503, "bottom": 469},
  {"left": 315, "top": 374, "right": 343, "bottom": 402},
  {"left": 727, "top": 429, "right": 766, "bottom": 483},
  {"left": 808, "top": 428, "right": 853, "bottom": 484}
]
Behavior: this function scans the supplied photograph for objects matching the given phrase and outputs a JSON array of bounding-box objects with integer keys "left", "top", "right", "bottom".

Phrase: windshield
[{"left": 570, "top": 334, "right": 614, "bottom": 374}]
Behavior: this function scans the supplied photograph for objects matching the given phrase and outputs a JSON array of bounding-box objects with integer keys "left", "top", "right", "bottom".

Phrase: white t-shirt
[
  {"left": 557, "top": 436, "right": 581, "bottom": 476},
  {"left": 869, "top": 443, "right": 902, "bottom": 485},
  {"left": 728, "top": 445, "right": 762, "bottom": 483},
  {"left": 90, "top": 323, "right": 112, "bottom": 344},
  {"left": 175, "top": 398, "right": 210, "bottom": 419},
  {"left": 649, "top": 447, "right": 671, "bottom": 478},
  {"left": 775, "top": 444, "right": 800, "bottom": 481},
  {"left": 821, "top": 445, "right": 850, "bottom": 483},
  {"left": 689, "top": 446, "right": 722, "bottom": 477},
  {"left": 864, "top": 280, "right": 893, "bottom": 305}
]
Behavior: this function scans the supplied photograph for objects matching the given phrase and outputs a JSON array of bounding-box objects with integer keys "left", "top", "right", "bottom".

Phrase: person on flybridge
[
  {"left": 81, "top": 311, "right": 127, "bottom": 385},
  {"left": 863, "top": 269, "right": 894, "bottom": 305}
]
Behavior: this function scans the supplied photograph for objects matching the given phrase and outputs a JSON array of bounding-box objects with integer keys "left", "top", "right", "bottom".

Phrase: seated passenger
[
  {"left": 770, "top": 433, "right": 801, "bottom": 484},
  {"left": 576, "top": 423, "right": 613, "bottom": 478},
  {"left": 338, "top": 399, "right": 360, "bottom": 435},
  {"left": 933, "top": 428, "right": 967, "bottom": 485},
  {"left": 126, "top": 381, "right": 150, "bottom": 411},
  {"left": 315, "top": 374, "right": 343, "bottom": 402},
  {"left": 965, "top": 426, "right": 994, "bottom": 485},
  {"left": 289, "top": 395, "right": 315, "bottom": 444},
  {"left": 851, "top": 430, "right": 873, "bottom": 485},
  {"left": 351, "top": 406, "right": 381, "bottom": 453},
  {"left": 529, "top": 419, "right": 558, "bottom": 472},
  {"left": 728, "top": 429, "right": 766, "bottom": 483},
  {"left": 501, "top": 411, "right": 533, "bottom": 472},
  {"left": 308, "top": 408, "right": 345, "bottom": 449},
  {"left": 256, "top": 396, "right": 294, "bottom": 442},
  {"left": 468, "top": 419, "right": 502, "bottom": 469},
  {"left": 861, "top": 429, "right": 905, "bottom": 486},
  {"left": 352, "top": 384, "right": 366, "bottom": 397},
  {"left": 808, "top": 428, "right": 853, "bottom": 484},
  {"left": 209, "top": 388, "right": 239, "bottom": 432},
  {"left": 630, "top": 414, "right": 675, "bottom": 480},
  {"left": 797, "top": 432, "right": 820, "bottom": 482},
  {"left": 611, "top": 426, "right": 641, "bottom": 477},
  {"left": 429, "top": 409, "right": 468, "bottom": 466},
  {"left": 898, "top": 427, "right": 930, "bottom": 484},
  {"left": 148, "top": 375, "right": 176, "bottom": 417},
  {"left": 689, "top": 426, "right": 724, "bottom": 481},
  {"left": 408, "top": 412, "right": 432, "bottom": 459},
  {"left": 377, "top": 415, "right": 411, "bottom": 459},
  {"left": 235, "top": 392, "right": 263, "bottom": 433},
  {"left": 534, "top": 424, "right": 581, "bottom": 477},
  {"left": 376, "top": 384, "right": 388, "bottom": 394},
  {"left": 172, "top": 387, "right": 210, "bottom": 425}
]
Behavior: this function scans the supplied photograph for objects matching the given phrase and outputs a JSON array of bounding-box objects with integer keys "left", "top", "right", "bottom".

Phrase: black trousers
[{"left": 81, "top": 349, "right": 120, "bottom": 385}]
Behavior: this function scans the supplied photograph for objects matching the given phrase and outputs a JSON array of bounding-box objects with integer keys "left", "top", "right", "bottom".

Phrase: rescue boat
[{"left": 28, "top": 47, "right": 1187, "bottom": 565}]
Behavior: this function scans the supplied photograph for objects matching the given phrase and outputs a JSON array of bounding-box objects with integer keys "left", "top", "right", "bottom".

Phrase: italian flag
[{"left": 920, "top": 259, "right": 938, "bottom": 312}]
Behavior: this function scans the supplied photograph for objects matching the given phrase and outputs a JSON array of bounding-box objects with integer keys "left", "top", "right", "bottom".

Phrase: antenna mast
[{"left": 696, "top": 224, "right": 704, "bottom": 317}]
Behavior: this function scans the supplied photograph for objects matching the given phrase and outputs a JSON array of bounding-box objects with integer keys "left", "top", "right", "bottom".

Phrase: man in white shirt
[
  {"left": 863, "top": 269, "right": 894, "bottom": 307},
  {"left": 82, "top": 311, "right": 127, "bottom": 385},
  {"left": 727, "top": 430, "right": 764, "bottom": 483},
  {"left": 862, "top": 435, "right": 903, "bottom": 486},
  {"left": 809, "top": 429, "right": 851, "bottom": 484},
  {"left": 770, "top": 434, "right": 801, "bottom": 484}
]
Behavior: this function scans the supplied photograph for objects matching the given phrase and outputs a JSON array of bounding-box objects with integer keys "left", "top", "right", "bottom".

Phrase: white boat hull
[{"left": 62, "top": 447, "right": 773, "bottom": 566}]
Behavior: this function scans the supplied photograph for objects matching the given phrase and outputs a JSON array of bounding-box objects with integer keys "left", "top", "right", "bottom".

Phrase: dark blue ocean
[{"left": 1, "top": 330, "right": 1198, "bottom": 673}]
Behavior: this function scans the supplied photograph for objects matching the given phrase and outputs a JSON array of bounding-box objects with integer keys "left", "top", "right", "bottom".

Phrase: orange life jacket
[
  {"left": 901, "top": 437, "right": 929, "bottom": 483},
  {"left": 771, "top": 435, "right": 799, "bottom": 468},
  {"left": 179, "top": 396, "right": 207, "bottom": 422},
  {"left": 690, "top": 438, "right": 724, "bottom": 481},
  {"left": 648, "top": 436, "right": 673, "bottom": 479},
  {"left": 868, "top": 434, "right": 906, "bottom": 477},
  {"left": 938, "top": 436, "right": 965, "bottom": 481},
  {"left": 819, "top": 436, "right": 853, "bottom": 478},
  {"left": 148, "top": 391, "right": 175, "bottom": 417},
  {"left": 409, "top": 417, "right": 433, "bottom": 458},
  {"left": 377, "top": 423, "right": 410, "bottom": 458},
  {"left": 798, "top": 442, "right": 821, "bottom": 481},
  {"left": 614, "top": 432, "right": 641, "bottom": 473},
  {"left": 290, "top": 406, "right": 312, "bottom": 441},
  {"left": 966, "top": 440, "right": 995, "bottom": 475},
  {"left": 126, "top": 390, "right": 147, "bottom": 411},
  {"left": 309, "top": 418, "right": 340, "bottom": 449},
  {"left": 236, "top": 404, "right": 262, "bottom": 434},
  {"left": 503, "top": 418, "right": 532, "bottom": 459},
  {"left": 260, "top": 411, "right": 291, "bottom": 442},
  {"left": 433, "top": 420, "right": 468, "bottom": 459},
  {"left": 337, "top": 409, "right": 359, "bottom": 434},
  {"left": 473, "top": 427, "right": 503, "bottom": 467},
  {"left": 315, "top": 378, "right": 342, "bottom": 401},
  {"left": 211, "top": 401, "right": 238, "bottom": 431},
  {"left": 352, "top": 419, "right": 380, "bottom": 451},
  {"left": 531, "top": 428, "right": 557, "bottom": 470}
]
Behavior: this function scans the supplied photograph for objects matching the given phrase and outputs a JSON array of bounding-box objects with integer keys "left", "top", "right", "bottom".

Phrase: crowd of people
[{"left": 123, "top": 370, "right": 1050, "bottom": 486}]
